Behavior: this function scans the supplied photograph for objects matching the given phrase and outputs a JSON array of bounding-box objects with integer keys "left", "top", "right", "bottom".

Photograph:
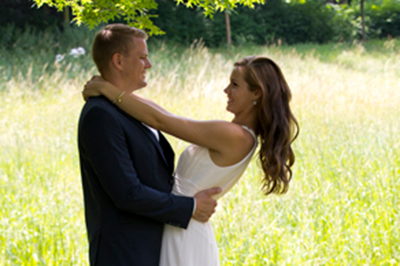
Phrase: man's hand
[{"left": 192, "top": 187, "right": 221, "bottom": 223}]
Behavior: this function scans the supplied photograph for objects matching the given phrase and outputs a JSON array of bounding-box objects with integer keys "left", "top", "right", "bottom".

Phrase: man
[{"left": 78, "top": 24, "right": 220, "bottom": 266}]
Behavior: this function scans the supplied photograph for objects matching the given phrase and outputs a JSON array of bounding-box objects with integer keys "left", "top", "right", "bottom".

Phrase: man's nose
[{"left": 146, "top": 59, "right": 152, "bottom": 69}]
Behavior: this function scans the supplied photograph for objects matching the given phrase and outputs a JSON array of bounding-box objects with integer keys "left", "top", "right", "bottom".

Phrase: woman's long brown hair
[{"left": 235, "top": 56, "right": 299, "bottom": 195}]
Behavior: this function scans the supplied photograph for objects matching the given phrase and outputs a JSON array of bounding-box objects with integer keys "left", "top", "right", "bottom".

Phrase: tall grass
[{"left": 0, "top": 27, "right": 399, "bottom": 265}]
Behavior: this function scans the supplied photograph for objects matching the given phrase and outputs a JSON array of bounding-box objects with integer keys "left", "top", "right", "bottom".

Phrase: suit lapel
[
  {"left": 140, "top": 125, "right": 171, "bottom": 167},
  {"left": 124, "top": 114, "right": 173, "bottom": 171},
  {"left": 158, "top": 132, "right": 175, "bottom": 173}
]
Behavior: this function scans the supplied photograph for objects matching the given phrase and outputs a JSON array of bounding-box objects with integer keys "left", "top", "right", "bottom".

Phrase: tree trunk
[
  {"left": 225, "top": 11, "right": 231, "bottom": 46},
  {"left": 64, "top": 7, "right": 70, "bottom": 24},
  {"left": 360, "top": 0, "right": 366, "bottom": 42}
]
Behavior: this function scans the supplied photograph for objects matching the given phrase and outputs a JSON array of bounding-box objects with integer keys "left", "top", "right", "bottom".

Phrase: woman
[{"left": 83, "top": 56, "right": 299, "bottom": 265}]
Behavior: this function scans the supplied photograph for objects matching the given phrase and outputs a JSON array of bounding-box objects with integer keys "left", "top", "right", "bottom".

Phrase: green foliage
[
  {"left": 3, "top": 0, "right": 400, "bottom": 47},
  {"left": 152, "top": 0, "right": 356, "bottom": 46},
  {"left": 31, "top": 0, "right": 265, "bottom": 35},
  {"left": 150, "top": 1, "right": 208, "bottom": 45},
  {"left": 335, "top": 0, "right": 400, "bottom": 39},
  {"left": 0, "top": 0, "right": 62, "bottom": 29},
  {"left": 367, "top": 2, "right": 400, "bottom": 38},
  {"left": 330, "top": 4, "right": 357, "bottom": 41},
  {"left": 32, "top": 0, "right": 163, "bottom": 35},
  {"left": 175, "top": 0, "right": 265, "bottom": 16},
  {"left": 271, "top": 1, "right": 337, "bottom": 44},
  {"left": 0, "top": 24, "right": 97, "bottom": 87}
]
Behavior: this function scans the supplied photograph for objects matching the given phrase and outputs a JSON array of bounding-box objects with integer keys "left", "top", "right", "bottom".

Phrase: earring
[{"left": 253, "top": 100, "right": 257, "bottom": 106}]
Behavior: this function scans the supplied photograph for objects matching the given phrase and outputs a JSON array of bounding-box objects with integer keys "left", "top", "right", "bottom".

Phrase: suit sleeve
[{"left": 79, "top": 104, "right": 194, "bottom": 229}]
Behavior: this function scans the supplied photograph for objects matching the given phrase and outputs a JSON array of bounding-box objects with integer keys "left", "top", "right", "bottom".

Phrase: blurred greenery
[{"left": 1, "top": 0, "right": 400, "bottom": 47}]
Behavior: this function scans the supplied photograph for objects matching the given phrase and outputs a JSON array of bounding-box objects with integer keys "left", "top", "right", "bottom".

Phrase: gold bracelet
[{"left": 112, "top": 91, "right": 125, "bottom": 104}]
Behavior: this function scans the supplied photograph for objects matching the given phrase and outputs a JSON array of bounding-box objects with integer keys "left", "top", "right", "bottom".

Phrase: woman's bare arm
[{"left": 83, "top": 77, "right": 250, "bottom": 154}]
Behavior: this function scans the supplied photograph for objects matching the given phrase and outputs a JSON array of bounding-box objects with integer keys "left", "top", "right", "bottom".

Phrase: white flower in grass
[
  {"left": 69, "top": 48, "right": 79, "bottom": 58},
  {"left": 56, "top": 54, "right": 64, "bottom": 62},
  {"left": 69, "top": 47, "right": 86, "bottom": 58},
  {"left": 77, "top": 47, "right": 86, "bottom": 55}
]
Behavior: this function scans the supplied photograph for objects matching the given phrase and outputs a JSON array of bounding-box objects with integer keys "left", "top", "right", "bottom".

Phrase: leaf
[{"left": 31, "top": 0, "right": 264, "bottom": 35}]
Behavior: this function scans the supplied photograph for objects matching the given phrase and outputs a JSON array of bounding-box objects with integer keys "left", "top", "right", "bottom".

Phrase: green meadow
[{"left": 1, "top": 28, "right": 399, "bottom": 265}]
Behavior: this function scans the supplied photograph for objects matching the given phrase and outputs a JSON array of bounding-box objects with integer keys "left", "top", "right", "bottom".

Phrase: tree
[
  {"left": 225, "top": 10, "right": 232, "bottom": 46},
  {"left": 360, "top": 0, "right": 366, "bottom": 41},
  {"left": 31, "top": 0, "right": 264, "bottom": 35}
]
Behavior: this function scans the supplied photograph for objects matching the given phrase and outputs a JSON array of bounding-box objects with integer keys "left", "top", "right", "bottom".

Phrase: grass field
[{"left": 0, "top": 29, "right": 399, "bottom": 265}]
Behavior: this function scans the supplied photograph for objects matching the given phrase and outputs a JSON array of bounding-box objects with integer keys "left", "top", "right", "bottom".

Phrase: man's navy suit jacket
[{"left": 78, "top": 96, "right": 194, "bottom": 266}]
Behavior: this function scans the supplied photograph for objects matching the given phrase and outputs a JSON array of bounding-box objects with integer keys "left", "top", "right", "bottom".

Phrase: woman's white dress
[{"left": 159, "top": 126, "right": 258, "bottom": 266}]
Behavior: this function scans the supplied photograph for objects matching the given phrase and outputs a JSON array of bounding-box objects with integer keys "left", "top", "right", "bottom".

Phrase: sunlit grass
[{"left": 1, "top": 36, "right": 399, "bottom": 265}]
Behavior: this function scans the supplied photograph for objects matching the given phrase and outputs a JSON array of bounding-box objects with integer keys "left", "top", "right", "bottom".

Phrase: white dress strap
[{"left": 241, "top": 125, "right": 257, "bottom": 140}]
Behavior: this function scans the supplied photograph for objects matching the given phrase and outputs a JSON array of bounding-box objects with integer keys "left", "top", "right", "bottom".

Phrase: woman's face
[{"left": 224, "top": 67, "right": 258, "bottom": 115}]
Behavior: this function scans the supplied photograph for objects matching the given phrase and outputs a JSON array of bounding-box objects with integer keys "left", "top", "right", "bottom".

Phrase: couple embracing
[{"left": 78, "top": 24, "right": 299, "bottom": 266}]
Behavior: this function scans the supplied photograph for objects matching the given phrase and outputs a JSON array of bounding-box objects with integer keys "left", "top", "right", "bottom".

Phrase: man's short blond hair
[{"left": 92, "top": 24, "right": 148, "bottom": 75}]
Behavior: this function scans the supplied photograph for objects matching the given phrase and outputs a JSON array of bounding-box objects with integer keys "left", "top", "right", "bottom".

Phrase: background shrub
[{"left": 1, "top": 0, "right": 399, "bottom": 47}]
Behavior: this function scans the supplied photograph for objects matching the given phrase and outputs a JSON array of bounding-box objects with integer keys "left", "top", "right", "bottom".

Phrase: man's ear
[{"left": 111, "top": 53, "right": 124, "bottom": 71}]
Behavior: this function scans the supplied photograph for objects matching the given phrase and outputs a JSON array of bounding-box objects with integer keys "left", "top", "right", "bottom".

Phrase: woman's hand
[{"left": 82, "top": 75, "right": 108, "bottom": 101}]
